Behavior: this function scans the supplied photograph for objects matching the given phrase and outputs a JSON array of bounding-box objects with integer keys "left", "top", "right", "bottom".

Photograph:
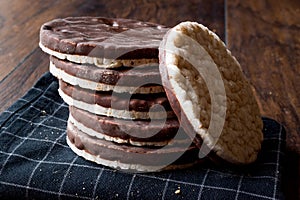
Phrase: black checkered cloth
[{"left": 0, "top": 72, "right": 285, "bottom": 200}]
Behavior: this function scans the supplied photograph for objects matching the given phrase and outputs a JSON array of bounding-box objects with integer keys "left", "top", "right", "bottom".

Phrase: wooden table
[{"left": 0, "top": 0, "right": 299, "bottom": 199}]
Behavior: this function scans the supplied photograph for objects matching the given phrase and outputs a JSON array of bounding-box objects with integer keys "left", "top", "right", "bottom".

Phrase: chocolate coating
[
  {"left": 59, "top": 80, "right": 173, "bottom": 112},
  {"left": 70, "top": 106, "right": 189, "bottom": 143},
  {"left": 67, "top": 121, "right": 200, "bottom": 166},
  {"left": 40, "top": 17, "right": 169, "bottom": 59},
  {"left": 51, "top": 56, "right": 162, "bottom": 86}
]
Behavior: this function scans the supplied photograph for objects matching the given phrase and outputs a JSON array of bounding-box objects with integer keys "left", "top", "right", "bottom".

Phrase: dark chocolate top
[{"left": 40, "top": 17, "right": 169, "bottom": 59}]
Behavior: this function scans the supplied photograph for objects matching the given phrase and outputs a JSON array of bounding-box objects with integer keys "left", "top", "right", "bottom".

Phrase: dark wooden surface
[
  {"left": 227, "top": 1, "right": 300, "bottom": 199},
  {"left": 0, "top": 0, "right": 299, "bottom": 199}
]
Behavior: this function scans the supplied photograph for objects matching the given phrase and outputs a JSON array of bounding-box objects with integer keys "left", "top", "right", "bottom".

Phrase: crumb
[{"left": 175, "top": 186, "right": 181, "bottom": 195}]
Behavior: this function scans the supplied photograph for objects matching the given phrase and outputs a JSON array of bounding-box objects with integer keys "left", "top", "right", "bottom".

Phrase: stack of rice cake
[{"left": 39, "top": 17, "right": 200, "bottom": 172}]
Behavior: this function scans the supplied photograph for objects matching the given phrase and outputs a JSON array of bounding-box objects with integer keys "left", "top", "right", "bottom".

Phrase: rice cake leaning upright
[{"left": 159, "top": 21, "right": 263, "bottom": 165}]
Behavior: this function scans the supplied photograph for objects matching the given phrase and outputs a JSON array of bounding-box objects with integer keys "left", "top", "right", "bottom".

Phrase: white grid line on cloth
[
  {"left": 0, "top": 150, "right": 104, "bottom": 171},
  {"left": 37, "top": 93, "right": 65, "bottom": 105},
  {"left": 5, "top": 97, "right": 65, "bottom": 126},
  {"left": 10, "top": 88, "right": 44, "bottom": 105},
  {"left": 0, "top": 81, "right": 61, "bottom": 132},
  {"left": 1, "top": 130, "right": 68, "bottom": 149},
  {"left": 25, "top": 98, "right": 64, "bottom": 114},
  {"left": 31, "top": 86, "right": 44, "bottom": 93},
  {"left": 20, "top": 104, "right": 68, "bottom": 123},
  {"left": 0, "top": 179, "right": 275, "bottom": 200},
  {"left": 126, "top": 174, "right": 136, "bottom": 200},
  {"left": 197, "top": 169, "right": 210, "bottom": 200},
  {"left": 38, "top": 95, "right": 68, "bottom": 108},
  {"left": 239, "top": 190, "right": 274, "bottom": 200},
  {"left": 0, "top": 178, "right": 275, "bottom": 200},
  {"left": 25, "top": 105, "right": 66, "bottom": 198},
  {"left": 272, "top": 124, "right": 283, "bottom": 199},
  {"left": 0, "top": 112, "right": 20, "bottom": 129},
  {"left": 58, "top": 155, "right": 79, "bottom": 199},
  {"left": 138, "top": 172, "right": 275, "bottom": 200},
  {"left": 161, "top": 173, "right": 172, "bottom": 200},
  {"left": 19, "top": 92, "right": 64, "bottom": 108},
  {"left": 199, "top": 184, "right": 275, "bottom": 200},
  {"left": 0, "top": 150, "right": 279, "bottom": 200},
  {"left": 136, "top": 173, "right": 202, "bottom": 187},
  {"left": 23, "top": 116, "right": 66, "bottom": 130},
  {"left": 208, "top": 169, "right": 277, "bottom": 180},
  {"left": 25, "top": 134, "right": 65, "bottom": 197},
  {"left": 0, "top": 144, "right": 275, "bottom": 180},
  {"left": 0, "top": 94, "right": 63, "bottom": 176},
  {"left": 2, "top": 109, "right": 15, "bottom": 114},
  {"left": 1, "top": 107, "right": 68, "bottom": 131},
  {"left": 2, "top": 95, "right": 63, "bottom": 131},
  {"left": 266, "top": 150, "right": 284, "bottom": 155},
  {"left": 0, "top": 147, "right": 278, "bottom": 183},
  {"left": 234, "top": 175, "right": 244, "bottom": 200},
  {"left": 44, "top": 112, "right": 68, "bottom": 123},
  {"left": 0, "top": 181, "right": 92, "bottom": 200},
  {"left": 7, "top": 86, "right": 49, "bottom": 108},
  {"left": 91, "top": 166, "right": 105, "bottom": 199},
  {"left": 256, "top": 162, "right": 278, "bottom": 166},
  {"left": 12, "top": 115, "right": 65, "bottom": 133},
  {"left": 15, "top": 117, "right": 66, "bottom": 132},
  {"left": 1, "top": 104, "right": 42, "bottom": 131},
  {"left": 0, "top": 142, "right": 281, "bottom": 190},
  {"left": 40, "top": 95, "right": 68, "bottom": 108}
]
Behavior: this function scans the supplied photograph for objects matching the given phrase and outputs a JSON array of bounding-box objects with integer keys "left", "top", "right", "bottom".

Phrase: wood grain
[
  {"left": 227, "top": 0, "right": 300, "bottom": 152},
  {"left": 227, "top": 0, "right": 300, "bottom": 198}
]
